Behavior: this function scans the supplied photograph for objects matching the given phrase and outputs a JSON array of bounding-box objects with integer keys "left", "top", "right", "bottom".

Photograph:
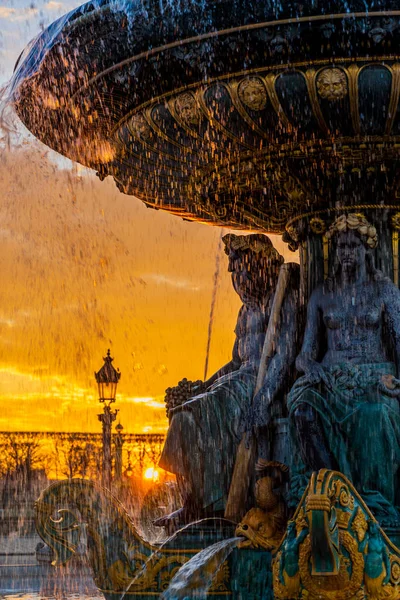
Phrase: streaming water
[
  {"left": 161, "top": 537, "right": 241, "bottom": 600},
  {"left": 203, "top": 234, "right": 224, "bottom": 381},
  {"left": 120, "top": 517, "right": 227, "bottom": 599},
  {"left": 0, "top": 595, "right": 103, "bottom": 599}
]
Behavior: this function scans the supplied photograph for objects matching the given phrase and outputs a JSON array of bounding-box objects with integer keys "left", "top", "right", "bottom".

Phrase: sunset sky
[{"left": 0, "top": 0, "right": 295, "bottom": 433}]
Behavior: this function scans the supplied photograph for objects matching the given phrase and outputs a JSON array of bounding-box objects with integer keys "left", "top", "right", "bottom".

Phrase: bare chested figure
[
  {"left": 289, "top": 214, "right": 400, "bottom": 522},
  {"left": 157, "top": 234, "right": 298, "bottom": 529}
]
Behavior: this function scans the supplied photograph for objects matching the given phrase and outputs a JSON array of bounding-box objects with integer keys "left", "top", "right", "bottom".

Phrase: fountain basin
[{"left": 11, "top": 1, "right": 400, "bottom": 230}]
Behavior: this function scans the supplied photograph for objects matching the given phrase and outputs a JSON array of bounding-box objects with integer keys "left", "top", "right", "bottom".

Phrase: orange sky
[{"left": 0, "top": 0, "right": 297, "bottom": 433}]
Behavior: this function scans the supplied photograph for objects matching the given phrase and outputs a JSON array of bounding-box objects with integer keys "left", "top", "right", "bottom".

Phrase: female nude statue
[{"left": 288, "top": 214, "right": 400, "bottom": 523}]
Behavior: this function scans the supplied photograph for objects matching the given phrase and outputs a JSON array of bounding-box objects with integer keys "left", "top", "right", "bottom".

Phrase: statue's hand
[
  {"left": 379, "top": 374, "right": 400, "bottom": 397},
  {"left": 304, "top": 363, "right": 332, "bottom": 387},
  {"left": 245, "top": 389, "right": 272, "bottom": 431},
  {"left": 191, "top": 381, "right": 206, "bottom": 395}
]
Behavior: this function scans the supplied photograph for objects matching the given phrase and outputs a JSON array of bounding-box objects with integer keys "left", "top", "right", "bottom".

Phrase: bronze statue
[
  {"left": 288, "top": 213, "right": 400, "bottom": 524},
  {"left": 157, "top": 234, "right": 299, "bottom": 529}
]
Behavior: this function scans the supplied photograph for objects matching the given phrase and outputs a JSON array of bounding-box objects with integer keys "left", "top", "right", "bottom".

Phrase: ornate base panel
[
  {"left": 35, "top": 479, "right": 273, "bottom": 599},
  {"left": 273, "top": 470, "right": 400, "bottom": 600}
]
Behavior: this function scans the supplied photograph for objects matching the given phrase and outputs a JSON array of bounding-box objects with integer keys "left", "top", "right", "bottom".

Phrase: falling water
[
  {"left": 203, "top": 233, "right": 224, "bottom": 381},
  {"left": 120, "top": 518, "right": 227, "bottom": 599},
  {"left": 161, "top": 537, "right": 241, "bottom": 600},
  {"left": 0, "top": 595, "right": 103, "bottom": 600}
]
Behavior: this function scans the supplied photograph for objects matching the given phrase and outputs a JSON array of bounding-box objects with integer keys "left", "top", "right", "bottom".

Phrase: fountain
[{"left": 9, "top": 0, "right": 400, "bottom": 598}]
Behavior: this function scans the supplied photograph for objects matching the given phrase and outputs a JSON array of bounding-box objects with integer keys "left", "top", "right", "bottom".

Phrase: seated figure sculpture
[
  {"left": 158, "top": 233, "right": 299, "bottom": 528},
  {"left": 289, "top": 213, "right": 400, "bottom": 524}
]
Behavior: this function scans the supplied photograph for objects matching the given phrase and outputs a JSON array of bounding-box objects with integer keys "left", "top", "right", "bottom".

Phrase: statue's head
[
  {"left": 368, "top": 520, "right": 380, "bottom": 535},
  {"left": 325, "top": 214, "right": 378, "bottom": 280},
  {"left": 254, "top": 459, "right": 289, "bottom": 510},
  {"left": 222, "top": 234, "right": 284, "bottom": 306}
]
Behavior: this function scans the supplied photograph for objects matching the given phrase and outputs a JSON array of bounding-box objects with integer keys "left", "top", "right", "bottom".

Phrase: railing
[
  {"left": 0, "top": 431, "right": 166, "bottom": 481},
  {"left": 0, "top": 432, "right": 169, "bottom": 536}
]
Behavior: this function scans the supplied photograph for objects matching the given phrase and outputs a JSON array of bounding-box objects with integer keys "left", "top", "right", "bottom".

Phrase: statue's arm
[
  {"left": 295, "top": 289, "right": 330, "bottom": 386},
  {"left": 200, "top": 307, "right": 243, "bottom": 389},
  {"left": 252, "top": 289, "right": 299, "bottom": 419},
  {"left": 278, "top": 550, "right": 285, "bottom": 584},
  {"left": 202, "top": 338, "right": 241, "bottom": 388},
  {"left": 383, "top": 546, "right": 391, "bottom": 584},
  {"left": 383, "top": 280, "right": 400, "bottom": 377},
  {"left": 296, "top": 527, "right": 309, "bottom": 545},
  {"left": 359, "top": 533, "right": 369, "bottom": 553},
  {"left": 296, "top": 290, "right": 320, "bottom": 373}
]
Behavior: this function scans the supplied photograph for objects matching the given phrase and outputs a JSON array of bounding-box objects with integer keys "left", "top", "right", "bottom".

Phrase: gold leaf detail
[
  {"left": 238, "top": 78, "right": 268, "bottom": 111},
  {"left": 174, "top": 92, "right": 201, "bottom": 126},
  {"left": 390, "top": 559, "right": 400, "bottom": 584},
  {"left": 129, "top": 114, "right": 152, "bottom": 141},
  {"left": 317, "top": 68, "right": 348, "bottom": 101},
  {"left": 391, "top": 212, "right": 400, "bottom": 231},
  {"left": 351, "top": 507, "right": 368, "bottom": 543},
  {"left": 309, "top": 217, "right": 326, "bottom": 235},
  {"left": 299, "top": 531, "right": 363, "bottom": 599},
  {"left": 337, "top": 509, "right": 351, "bottom": 529}
]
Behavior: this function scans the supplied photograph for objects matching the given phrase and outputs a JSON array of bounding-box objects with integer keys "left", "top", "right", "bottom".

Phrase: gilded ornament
[
  {"left": 214, "top": 205, "right": 228, "bottom": 218},
  {"left": 390, "top": 560, "right": 400, "bottom": 584},
  {"left": 209, "top": 562, "right": 230, "bottom": 592},
  {"left": 273, "top": 520, "right": 308, "bottom": 600},
  {"left": 296, "top": 507, "right": 309, "bottom": 536},
  {"left": 325, "top": 213, "right": 378, "bottom": 249},
  {"left": 128, "top": 114, "right": 152, "bottom": 141},
  {"left": 238, "top": 78, "right": 268, "bottom": 111},
  {"left": 274, "top": 471, "right": 400, "bottom": 600},
  {"left": 352, "top": 507, "right": 368, "bottom": 542},
  {"left": 306, "top": 493, "right": 331, "bottom": 512},
  {"left": 174, "top": 92, "right": 201, "bottom": 126},
  {"left": 309, "top": 217, "right": 326, "bottom": 235},
  {"left": 299, "top": 531, "right": 363, "bottom": 599},
  {"left": 391, "top": 212, "right": 400, "bottom": 231},
  {"left": 336, "top": 509, "right": 351, "bottom": 529},
  {"left": 317, "top": 68, "right": 348, "bottom": 101}
]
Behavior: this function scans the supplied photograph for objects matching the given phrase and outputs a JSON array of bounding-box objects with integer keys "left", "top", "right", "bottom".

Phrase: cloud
[
  {"left": 0, "top": 6, "right": 17, "bottom": 19},
  {"left": 0, "top": 144, "right": 294, "bottom": 434},
  {"left": 0, "top": 8, "right": 16, "bottom": 19},
  {"left": 45, "top": 1, "right": 64, "bottom": 10},
  {"left": 126, "top": 396, "right": 165, "bottom": 409},
  {"left": 0, "top": 6, "right": 39, "bottom": 22},
  {"left": 0, "top": 316, "right": 15, "bottom": 328},
  {"left": 143, "top": 273, "right": 201, "bottom": 291}
]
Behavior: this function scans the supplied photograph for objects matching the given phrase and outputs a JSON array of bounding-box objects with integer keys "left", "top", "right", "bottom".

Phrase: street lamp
[
  {"left": 95, "top": 349, "right": 121, "bottom": 488},
  {"left": 114, "top": 422, "right": 124, "bottom": 485}
]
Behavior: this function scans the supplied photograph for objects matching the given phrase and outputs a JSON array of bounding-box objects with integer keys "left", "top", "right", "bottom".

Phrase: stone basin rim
[{"left": 65, "top": 9, "right": 400, "bottom": 104}]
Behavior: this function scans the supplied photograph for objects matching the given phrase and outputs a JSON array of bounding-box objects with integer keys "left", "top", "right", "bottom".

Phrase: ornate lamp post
[
  {"left": 95, "top": 349, "right": 121, "bottom": 489},
  {"left": 114, "top": 422, "right": 124, "bottom": 485}
]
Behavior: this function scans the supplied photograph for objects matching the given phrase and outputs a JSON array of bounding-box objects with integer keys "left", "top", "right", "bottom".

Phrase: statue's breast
[
  {"left": 235, "top": 307, "right": 266, "bottom": 337},
  {"left": 235, "top": 307, "right": 267, "bottom": 363},
  {"left": 323, "top": 307, "right": 381, "bottom": 330}
]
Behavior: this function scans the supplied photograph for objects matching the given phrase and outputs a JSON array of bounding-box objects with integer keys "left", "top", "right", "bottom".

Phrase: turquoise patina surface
[
  {"left": 289, "top": 214, "right": 400, "bottom": 529},
  {"left": 288, "top": 362, "right": 400, "bottom": 522},
  {"left": 159, "top": 234, "right": 298, "bottom": 524}
]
